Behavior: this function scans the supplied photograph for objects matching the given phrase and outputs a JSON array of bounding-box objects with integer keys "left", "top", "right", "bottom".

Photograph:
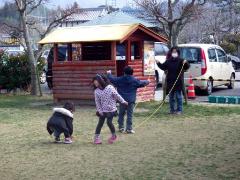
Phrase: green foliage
[
  {"left": 221, "top": 34, "right": 240, "bottom": 55},
  {"left": 0, "top": 51, "right": 31, "bottom": 91},
  {"left": 220, "top": 41, "right": 237, "bottom": 54},
  {"left": 37, "top": 57, "right": 46, "bottom": 72}
]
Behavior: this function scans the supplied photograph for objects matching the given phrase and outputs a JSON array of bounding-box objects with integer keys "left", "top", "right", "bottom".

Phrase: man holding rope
[
  {"left": 107, "top": 66, "right": 149, "bottom": 134},
  {"left": 157, "top": 47, "right": 190, "bottom": 115}
]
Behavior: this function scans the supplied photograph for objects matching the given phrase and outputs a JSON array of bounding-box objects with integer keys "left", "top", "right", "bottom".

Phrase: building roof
[
  {"left": 81, "top": 11, "right": 155, "bottom": 27},
  {"left": 38, "top": 23, "right": 168, "bottom": 44},
  {"left": 65, "top": 8, "right": 109, "bottom": 22}
]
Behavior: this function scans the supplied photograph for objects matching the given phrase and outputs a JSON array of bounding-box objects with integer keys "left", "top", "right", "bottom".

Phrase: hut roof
[{"left": 38, "top": 23, "right": 168, "bottom": 44}]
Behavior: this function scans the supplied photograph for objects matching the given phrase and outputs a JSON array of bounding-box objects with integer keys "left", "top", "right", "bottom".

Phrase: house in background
[
  {"left": 0, "top": 26, "right": 25, "bottom": 55},
  {"left": 60, "top": 6, "right": 119, "bottom": 27},
  {"left": 81, "top": 11, "right": 155, "bottom": 28}
]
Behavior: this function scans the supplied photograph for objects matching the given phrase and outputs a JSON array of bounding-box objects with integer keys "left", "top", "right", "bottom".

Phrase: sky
[{"left": 0, "top": 0, "right": 135, "bottom": 8}]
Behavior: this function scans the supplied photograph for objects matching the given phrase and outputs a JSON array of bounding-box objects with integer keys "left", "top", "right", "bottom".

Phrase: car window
[
  {"left": 155, "top": 43, "right": 166, "bottom": 56},
  {"left": 216, "top": 49, "right": 227, "bottom": 63},
  {"left": 179, "top": 47, "right": 201, "bottom": 63},
  {"left": 208, "top": 49, "right": 217, "bottom": 62}
]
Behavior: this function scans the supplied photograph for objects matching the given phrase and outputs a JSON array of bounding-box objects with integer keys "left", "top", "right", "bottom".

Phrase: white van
[
  {"left": 154, "top": 42, "right": 169, "bottom": 85},
  {"left": 178, "top": 44, "right": 236, "bottom": 95}
]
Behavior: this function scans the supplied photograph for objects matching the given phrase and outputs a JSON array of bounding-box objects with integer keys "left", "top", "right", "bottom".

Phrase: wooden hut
[{"left": 39, "top": 24, "right": 168, "bottom": 103}]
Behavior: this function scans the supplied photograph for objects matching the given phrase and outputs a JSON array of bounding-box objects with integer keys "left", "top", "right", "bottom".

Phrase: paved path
[
  {"left": 42, "top": 72, "right": 240, "bottom": 103},
  {"left": 155, "top": 72, "right": 240, "bottom": 102}
]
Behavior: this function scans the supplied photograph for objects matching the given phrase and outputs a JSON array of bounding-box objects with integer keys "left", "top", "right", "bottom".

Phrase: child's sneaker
[
  {"left": 126, "top": 129, "right": 135, "bottom": 134},
  {"left": 108, "top": 134, "right": 117, "bottom": 144},
  {"left": 119, "top": 128, "right": 125, "bottom": 133},
  {"left": 175, "top": 111, "right": 182, "bottom": 115},
  {"left": 64, "top": 137, "right": 73, "bottom": 144},
  {"left": 94, "top": 136, "right": 102, "bottom": 144},
  {"left": 54, "top": 137, "right": 61, "bottom": 143}
]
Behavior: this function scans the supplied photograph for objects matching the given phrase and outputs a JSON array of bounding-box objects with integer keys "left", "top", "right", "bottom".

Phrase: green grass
[{"left": 0, "top": 95, "right": 240, "bottom": 180}]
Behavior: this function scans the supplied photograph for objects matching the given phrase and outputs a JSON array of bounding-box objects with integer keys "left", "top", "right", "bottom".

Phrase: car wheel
[
  {"left": 40, "top": 71, "right": 46, "bottom": 84},
  {"left": 205, "top": 79, "right": 213, "bottom": 95},
  {"left": 228, "top": 74, "right": 235, "bottom": 89}
]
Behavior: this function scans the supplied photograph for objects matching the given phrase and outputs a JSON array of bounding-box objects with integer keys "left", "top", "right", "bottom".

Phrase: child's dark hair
[
  {"left": 63, "top": 102, "right": 75, "bottom": 112},
  {"left": 124, "top": 66, "right": 134, "bottom": 75},
  {"left": 92, "top": 74, "right": 110, "bottom": 89}
]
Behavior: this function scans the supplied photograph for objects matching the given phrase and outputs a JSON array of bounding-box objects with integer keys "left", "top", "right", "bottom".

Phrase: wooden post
[
  {"left": 126, "top": 40, "right": 131, "bottom": 64},
  {"left": 111, "top": 41, "right": 117, "bottom": 75},
  {"left": 53, "top": 44, "right": 58, "bottom": 62},
  {"left": 111, "top": 41, "right": 116, "bottom": 61},
  {"left": 67, "top": 43, "right": 72, "bottom": 61}
]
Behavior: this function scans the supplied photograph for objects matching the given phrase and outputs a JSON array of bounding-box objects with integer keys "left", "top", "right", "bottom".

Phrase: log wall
[
  {"left": 52, "top": 59, "right": 155, "bottom": 103},
  {"left": 128, "top": 60, "right": 155, "bottom": 102},
  {"left": 52, "top": 60, "right": 116, "bottom": 102}
]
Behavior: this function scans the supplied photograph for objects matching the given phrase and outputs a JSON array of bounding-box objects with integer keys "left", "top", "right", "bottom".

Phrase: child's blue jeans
[
  {"left": 169, "top": 90, "right": 183, "bottom": 113},
  {"left": 118, "top": 102, "right": 135, "bottom": 130}
]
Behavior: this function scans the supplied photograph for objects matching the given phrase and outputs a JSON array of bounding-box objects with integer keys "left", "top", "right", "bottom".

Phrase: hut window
[
  {"left": 131, "top": 42, "right": 140, "bottom": 60},
  {"left": 82, "top": 42, "right": 111, "bottom": 60},
  {"left": 116, "top": 43, "right": 126, "bottom": 61}
]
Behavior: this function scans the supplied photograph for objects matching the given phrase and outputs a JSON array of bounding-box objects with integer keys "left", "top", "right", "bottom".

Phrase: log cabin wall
[{"left": 52, "top": 60, "right": 116, "bottom": 102}]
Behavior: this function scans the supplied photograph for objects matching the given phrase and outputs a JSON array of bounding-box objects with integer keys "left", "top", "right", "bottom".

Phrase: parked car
[
  {"left": 177, "top": 44, "right": 236, "bottom": 95},
  {"left": 41, "top": 49, "right": 50, "bottom": 60},
  {"left": 227, "top": 54, "right": 240, "bottom": 70},
  {"left": 39, "top": 71, "right": 47, "bottom": 84},
  {"left": 154, "top": 42, "right": 169, "bottom": 85}
]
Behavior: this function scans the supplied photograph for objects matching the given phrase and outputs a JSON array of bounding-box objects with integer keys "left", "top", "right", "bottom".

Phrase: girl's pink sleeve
[
  {"left": 94, "top": 90, "right": 103, "bottom": 114},
  {"left": 110, "top": 85, "right": 126, "bottom": 104}
]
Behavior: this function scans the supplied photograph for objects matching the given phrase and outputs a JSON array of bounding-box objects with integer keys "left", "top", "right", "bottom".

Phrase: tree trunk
[
  {"left": 20, "top": 12, "right": 38, "bottom": 95},
  {"left": 168, "top": 25, "right": 179, "bottom": 47},
  {"left": 171, "top": 32, "right": 179, "bottom": 47},
  {"left": 168, "top": 23, "right": 173, "bottom": 47}
]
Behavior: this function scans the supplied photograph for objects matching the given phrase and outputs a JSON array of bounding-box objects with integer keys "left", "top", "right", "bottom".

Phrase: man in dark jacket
[
  {"left": 157, "top": 47, "right": 190, "bottom": 115},
  {"left": 107, "top": 66, "right": 149, "bottom": 133},
  {"left": 47, "top": 102, "right": 75, "bottom": 144}
]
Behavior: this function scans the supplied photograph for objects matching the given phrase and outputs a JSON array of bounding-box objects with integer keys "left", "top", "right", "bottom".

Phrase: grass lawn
[{"left": 0, "top": 95, "right": 240, "bottom": 180}]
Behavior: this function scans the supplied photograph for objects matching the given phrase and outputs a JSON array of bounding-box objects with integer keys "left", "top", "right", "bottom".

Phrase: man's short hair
[{"left": 124, "top": 66, "right": 134, "bottom": 75}]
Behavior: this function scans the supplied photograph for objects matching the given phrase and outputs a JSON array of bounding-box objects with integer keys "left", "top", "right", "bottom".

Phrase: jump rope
[{"left": 77, "top": 61, "right": 186, "bottom": 143}]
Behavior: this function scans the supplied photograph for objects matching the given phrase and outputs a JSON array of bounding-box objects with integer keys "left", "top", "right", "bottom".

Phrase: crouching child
[{"left": 47, "top": 102, "right": 75, "bottom": 144}]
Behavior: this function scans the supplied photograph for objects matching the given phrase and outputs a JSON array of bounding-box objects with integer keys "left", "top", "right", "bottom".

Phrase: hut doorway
[{"left": 116, "top": 43, "right": 127, "bottom": 76}]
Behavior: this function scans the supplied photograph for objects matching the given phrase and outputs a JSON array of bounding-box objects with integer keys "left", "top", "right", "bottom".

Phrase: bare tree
[
  {"left": 134, "top": 0, "right": 206, "bottom": 47},
  {"left": 5, "top": 0, "right": 78, "bottom": 95},
  {"left": 180, "top": 0, "right": 240, "bottom": 45}
]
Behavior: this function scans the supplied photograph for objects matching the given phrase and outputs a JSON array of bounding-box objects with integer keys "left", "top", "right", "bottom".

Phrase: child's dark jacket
[
  {"left": 47, "top": 108, "right": 73, "bottom": 137},
  {"left": 107, "top": 74, "right": 149, "bottom": 103}
]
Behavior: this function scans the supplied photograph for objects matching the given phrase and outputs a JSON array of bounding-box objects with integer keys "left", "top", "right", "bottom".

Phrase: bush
[
  {"left": 220, "top": 41, "right": 237, "bottom": 54},
  {"left": 0, "top": 51, "right": 31, "bottom": 91}
]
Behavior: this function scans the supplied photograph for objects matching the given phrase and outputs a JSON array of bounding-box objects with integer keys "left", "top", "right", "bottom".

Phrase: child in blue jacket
[{"left": 107, "top": 66, "right": 149, "bottom": 134}]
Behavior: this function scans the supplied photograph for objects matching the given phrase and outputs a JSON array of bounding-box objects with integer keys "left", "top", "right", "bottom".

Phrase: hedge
[{"left": 0, "top": 51, "right": 31, "bottom": 91}]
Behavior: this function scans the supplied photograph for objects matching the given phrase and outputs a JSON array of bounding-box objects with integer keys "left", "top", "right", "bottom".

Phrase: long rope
[
  {"left": 76, "top": 61, "right": 186, "bottom": 142},
  {"left": 134, "top": 61, "right": 186, "bottom": 129}
]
